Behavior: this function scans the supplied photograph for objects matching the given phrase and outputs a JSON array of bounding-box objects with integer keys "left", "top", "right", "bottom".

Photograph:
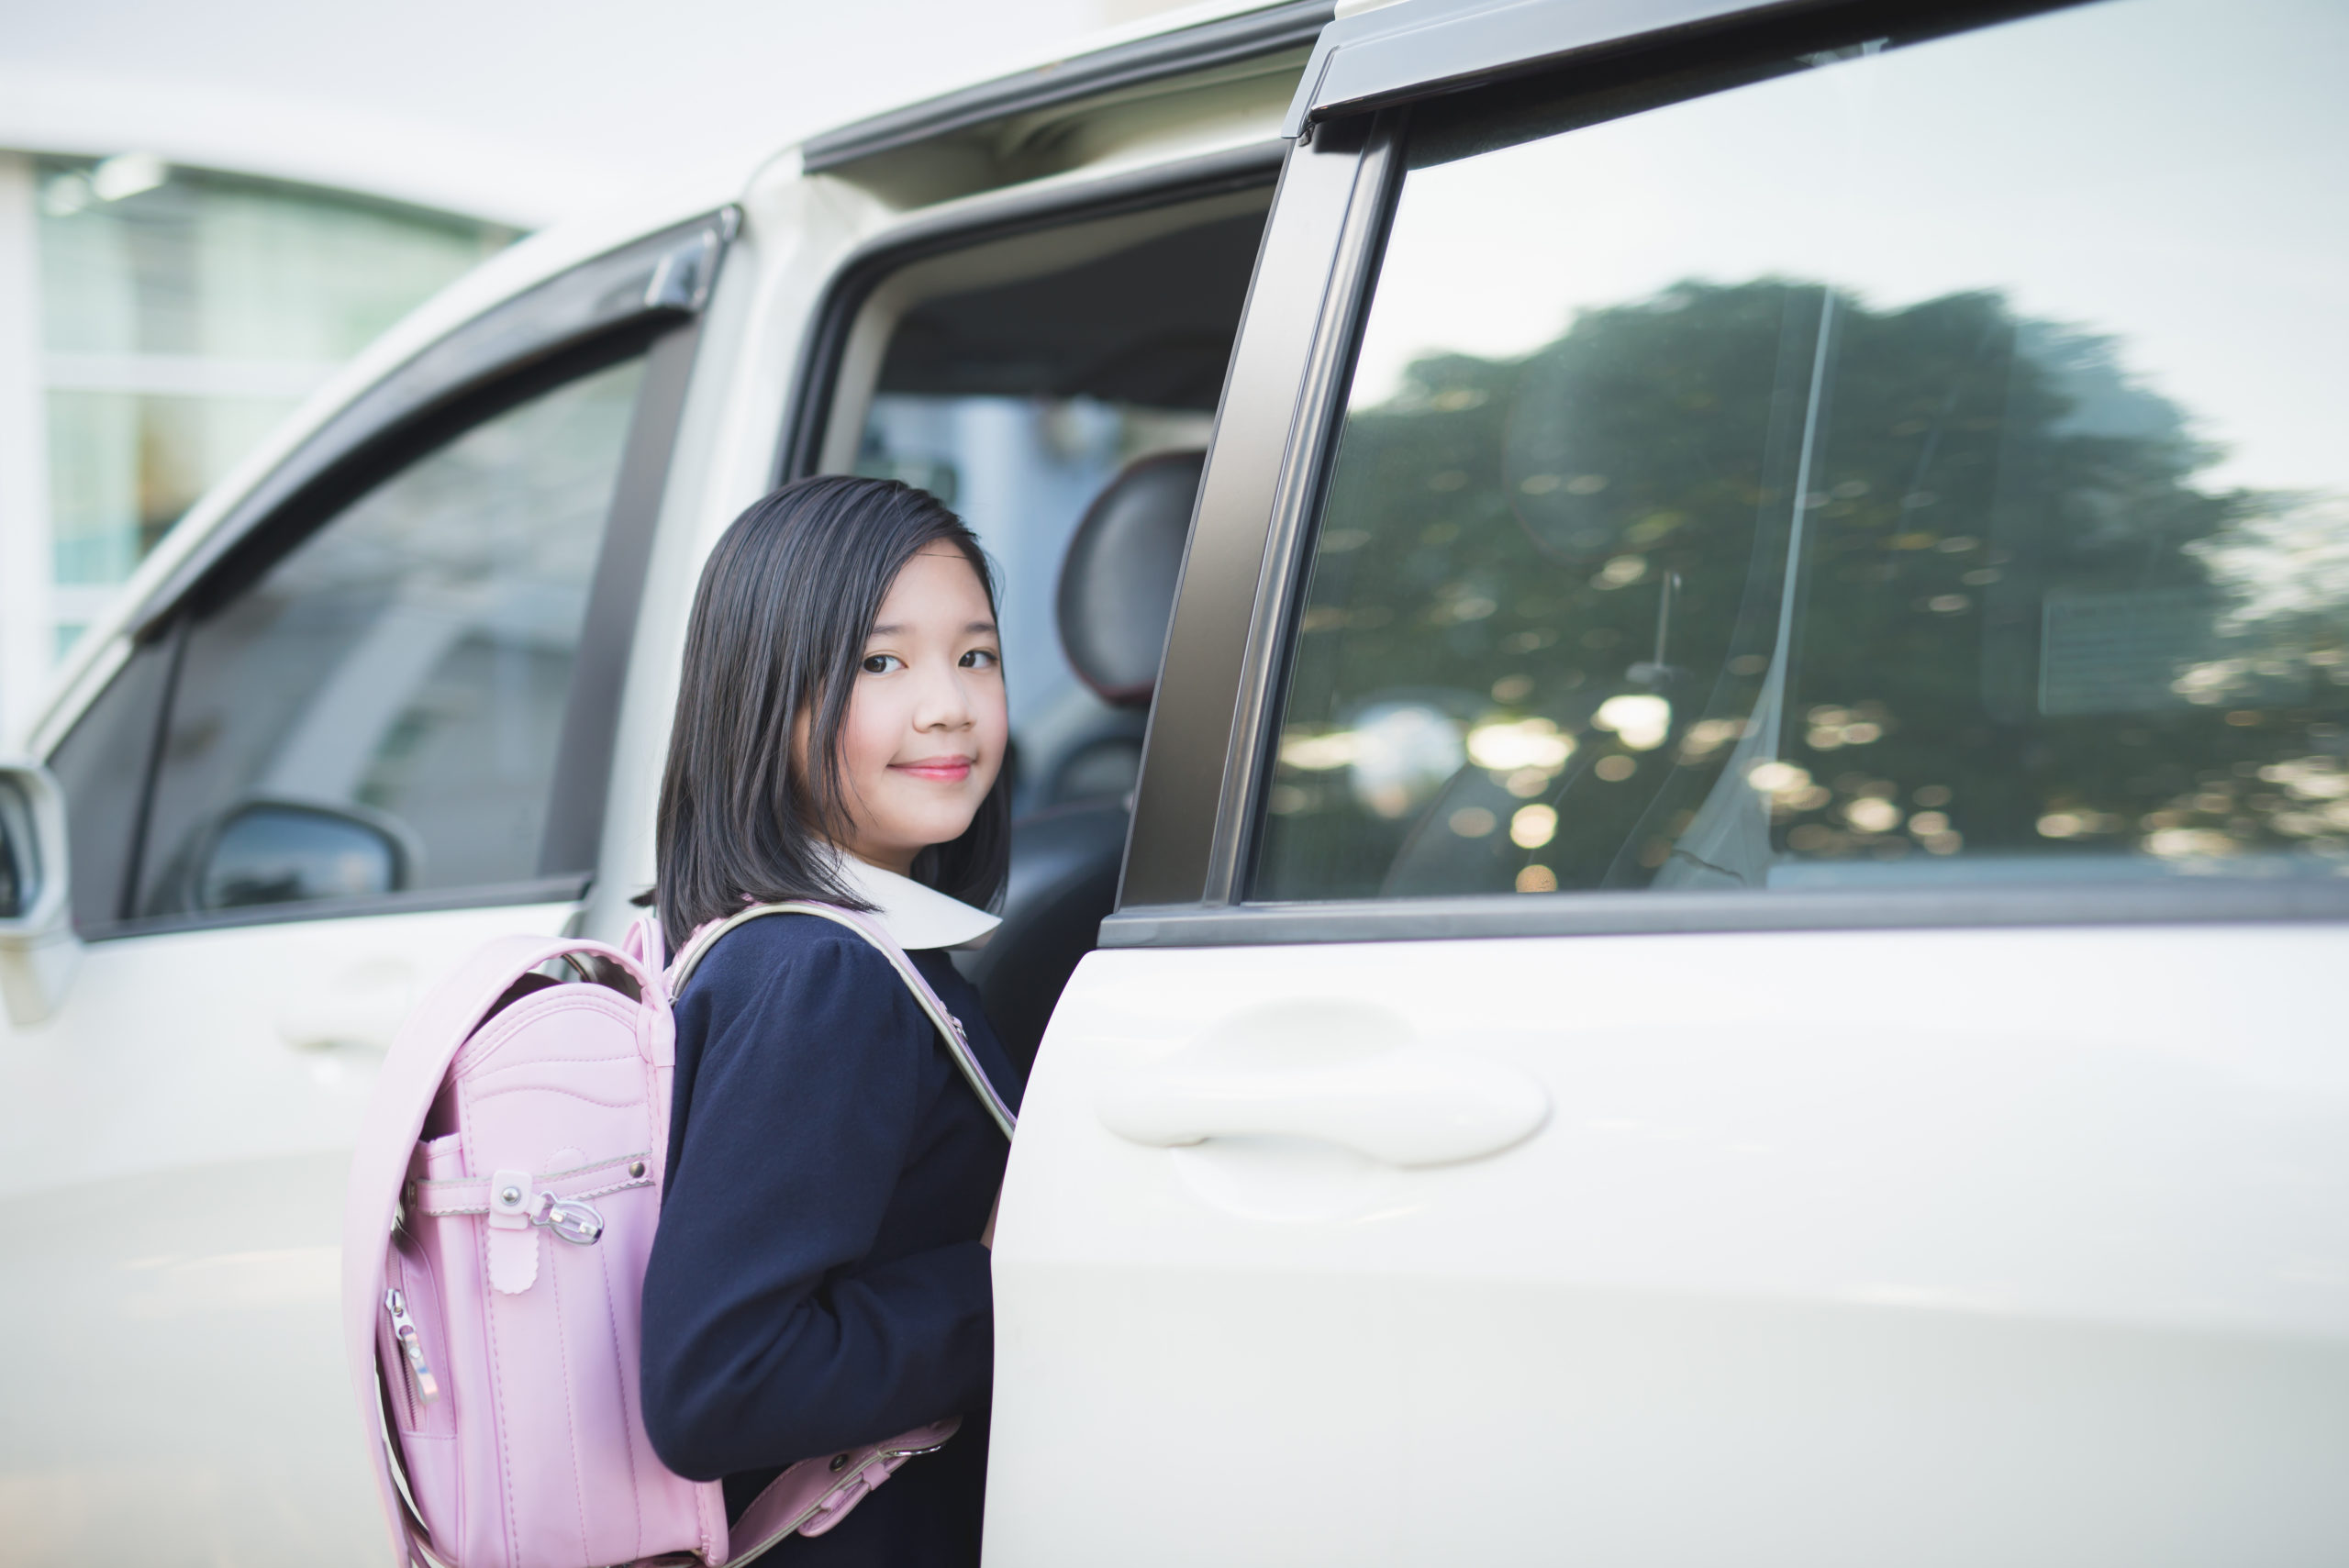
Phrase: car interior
[{"left": 818, "top": 184, "right": 1275, "bottom": 1070}]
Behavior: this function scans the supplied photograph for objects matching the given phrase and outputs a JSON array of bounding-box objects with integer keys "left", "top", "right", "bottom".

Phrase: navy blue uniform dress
[{"left": 640, "top": 912, "right": 1022, "bottom": 1566}]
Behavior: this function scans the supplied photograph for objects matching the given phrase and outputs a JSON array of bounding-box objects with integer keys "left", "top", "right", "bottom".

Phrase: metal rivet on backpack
[
  {"left": 629, "top": 1161, "right": 647, "bottom": 1179},
  {"left": 499, "top": 1184, "right": 523, "bottom": 1207},
  {"left": 829, "top": 1453, "right": 850, "bottom": 1472}
]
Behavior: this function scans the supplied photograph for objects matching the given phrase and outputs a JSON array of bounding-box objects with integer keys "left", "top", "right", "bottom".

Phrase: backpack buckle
[{"left": 530, "top": 1193, "right": 606, "bottom": 1246}]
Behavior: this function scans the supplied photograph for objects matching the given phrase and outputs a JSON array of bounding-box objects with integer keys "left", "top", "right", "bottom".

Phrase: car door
[
  {"left": 0, "top": 216, "right": 726, "bottom": 1564},
  {"left": 987, "top": 1, "right": 2349, "bottom": 1562}
]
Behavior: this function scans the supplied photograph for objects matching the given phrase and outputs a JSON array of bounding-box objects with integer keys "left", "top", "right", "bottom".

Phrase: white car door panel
[
  {"left": 991, "top": 0, "right": 2349, "bottom": 1560},
  {"left": 0, "top": 902, "right": 574, "bottom": 1562},
  {"left": 996, "top": 929, "right": 2349, "bottom": 1563}
]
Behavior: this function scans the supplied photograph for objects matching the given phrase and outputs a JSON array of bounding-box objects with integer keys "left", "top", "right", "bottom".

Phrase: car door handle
[
  {"left": 1097, "top": 1042, "right": 1548, "bottom": 1167},
  {"left": 275, "top": 957, "right": 416, "bottom": 1052}
]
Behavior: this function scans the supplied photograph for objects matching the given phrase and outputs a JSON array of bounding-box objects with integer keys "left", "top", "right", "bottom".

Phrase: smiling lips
[{"left": 892, "top": 755, "right": 975, "bottom": 784}]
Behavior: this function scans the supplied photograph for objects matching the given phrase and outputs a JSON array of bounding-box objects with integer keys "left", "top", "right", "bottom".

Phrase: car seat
[{"left": 962, "top": 449, "right": 1204, "bottom": 1073}]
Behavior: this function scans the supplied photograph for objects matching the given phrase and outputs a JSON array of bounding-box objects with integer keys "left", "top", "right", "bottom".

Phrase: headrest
[{"left": 1056, "top": 449, "right": 1204, "bottom": 707}]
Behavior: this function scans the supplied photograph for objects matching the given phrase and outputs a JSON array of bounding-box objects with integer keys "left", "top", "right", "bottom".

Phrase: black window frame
[
  {"left": 1107, "top": 0, "right": 2349, "bottom": 948},
  {"left": 63, "top": 212, "right": 734, "bottom": 940}
]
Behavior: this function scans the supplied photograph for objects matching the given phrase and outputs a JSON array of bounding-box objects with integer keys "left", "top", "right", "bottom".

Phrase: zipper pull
[{"left": 384, "top": 1287, "right": 440, "bottom": 1404}]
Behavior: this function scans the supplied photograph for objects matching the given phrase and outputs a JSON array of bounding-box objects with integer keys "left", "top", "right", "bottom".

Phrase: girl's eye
[
  {"left": 862, "top": 653, "right": 903, "bottom": 675},
  {"left": 960, "top": 649, "right": 998, "bottom": 670}
]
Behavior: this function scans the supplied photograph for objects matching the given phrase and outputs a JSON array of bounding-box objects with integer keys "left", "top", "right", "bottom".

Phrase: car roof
[{"left": 798, "top": 0, "right": 1331, "bottom": 174}]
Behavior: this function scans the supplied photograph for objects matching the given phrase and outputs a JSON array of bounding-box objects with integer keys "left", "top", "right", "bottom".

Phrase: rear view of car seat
[{"left": 963, "top": 450, "right": 1203, "bottom": 1072}]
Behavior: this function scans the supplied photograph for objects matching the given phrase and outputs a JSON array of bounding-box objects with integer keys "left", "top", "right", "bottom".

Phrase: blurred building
[
  {"left": 0, "top": 0, "right": 1219, "bottom": 746},
  {"left": 0, "top": 148, "right": 521, "bottom": 747},
  {"left": 7, "top": 153, "right": 512, "bottom": 642}
]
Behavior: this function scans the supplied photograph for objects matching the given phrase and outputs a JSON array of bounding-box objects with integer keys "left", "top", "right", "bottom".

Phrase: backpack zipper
[{"left": 384, "top": 1287, "right": 440, "bottom": 1407}]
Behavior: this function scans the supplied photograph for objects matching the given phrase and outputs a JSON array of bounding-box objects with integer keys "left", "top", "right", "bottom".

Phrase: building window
[{"left": 31, "top": 153, "right": 515, "bottom": 652}]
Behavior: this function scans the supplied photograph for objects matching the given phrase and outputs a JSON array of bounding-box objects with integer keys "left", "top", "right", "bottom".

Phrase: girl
[{"left": 640, "top": 476, "right": 1021, "bottom": 1566}]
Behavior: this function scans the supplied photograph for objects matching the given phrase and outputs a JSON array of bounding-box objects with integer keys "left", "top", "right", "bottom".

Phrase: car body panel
[
  {"left": 988, "top": 927, "right": 2349, "bottom": 1563},
  {"left": 0, "top": 900, "right": 578, "bottom": 1560},
  {"left": 6, "top": 0, "right": 2345, "bottom": 1559}
]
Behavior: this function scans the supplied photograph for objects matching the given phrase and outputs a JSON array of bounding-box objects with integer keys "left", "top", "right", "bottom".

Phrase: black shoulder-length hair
[{"left": 648, "top": 475, "right": 1009, "bottom": 953}]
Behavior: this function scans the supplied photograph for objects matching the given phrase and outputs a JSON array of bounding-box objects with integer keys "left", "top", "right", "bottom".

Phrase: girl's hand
[{"left": 981, "top": 1189, "right": 1000, "bottom": 1251}]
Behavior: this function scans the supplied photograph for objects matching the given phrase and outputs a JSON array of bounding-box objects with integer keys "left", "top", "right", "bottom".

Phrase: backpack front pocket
[{"left": 383, "top": 1184, "right": 462, "bottom": 1549}]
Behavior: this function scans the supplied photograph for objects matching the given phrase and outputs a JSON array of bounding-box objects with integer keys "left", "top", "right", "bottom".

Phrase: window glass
[
  {"left": 1254, "top": 0, "right": 2349, "bottom": 902},
  {"left": 45, "top": 637, "right": 174, "bottom": 930},
  {"left": 136, "top": 356, "right": 645, "bottom": 918}
]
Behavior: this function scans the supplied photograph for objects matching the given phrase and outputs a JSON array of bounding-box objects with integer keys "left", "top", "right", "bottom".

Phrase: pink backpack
[{"left": 341, "top": 900, "right": 1015, "bottom": 1568}]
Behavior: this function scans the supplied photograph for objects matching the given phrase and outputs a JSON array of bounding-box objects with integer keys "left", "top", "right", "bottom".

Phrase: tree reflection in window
[{"left": 1256, "top": 281, "right": 2349, "bottom": 901}]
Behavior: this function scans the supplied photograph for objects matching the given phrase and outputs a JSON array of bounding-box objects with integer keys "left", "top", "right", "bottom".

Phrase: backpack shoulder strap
[{"left": 668, "top": 901, "right": 1015, "bottom": 1140}]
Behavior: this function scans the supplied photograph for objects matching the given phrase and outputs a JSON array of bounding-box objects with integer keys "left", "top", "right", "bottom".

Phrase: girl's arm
[{"left": 640, "top": 929, "right": 996, "bottom": 1482}]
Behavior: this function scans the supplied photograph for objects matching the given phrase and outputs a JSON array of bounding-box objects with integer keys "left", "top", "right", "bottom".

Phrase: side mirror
[
  {"left": 0, "top": 762, "right": 83, "bottom": 1028},
  {"left": 194, "top": 798, "right": 417, "bottom": 911}
]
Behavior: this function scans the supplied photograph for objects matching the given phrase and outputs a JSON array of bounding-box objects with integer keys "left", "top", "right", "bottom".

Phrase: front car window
[
  {"left": 1254, "top": 0, "right": 2349, "bottom": 901},
  {"left": 44, "top": 638, "right": 175, "bottom": 930},
  {"left": 134, "top": 356, "right": 647, "bottom": 917}
]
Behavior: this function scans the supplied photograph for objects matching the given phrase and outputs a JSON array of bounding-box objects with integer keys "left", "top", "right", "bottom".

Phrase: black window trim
[
  {"left": 81, "top": 213, "right": 737, "bottom": 940},
  {"left": 1119, "top": 114, "right": 1406, "bottom": 908},
  {"left": 1108, "top": 0, "right": 2349, "bottom": 948},
  {"left": 1104, "top": 882, "right": 2349, "bottom": 949},
  {"left": 1281, "top": 0, "right": 2075, "bottom": 141},
  {"left": 112, "top": 619, "right": 188, "bottom": 933},
  {"left": 98, "top": 875, "right": 597, "bottom": 942}
]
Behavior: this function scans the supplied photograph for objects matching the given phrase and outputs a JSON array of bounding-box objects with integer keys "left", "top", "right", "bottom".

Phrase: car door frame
[
  {"left": 51, "top": 210, "right": 737, "bottom": 941},
  {"left": 1109, "top": 0, "right": 2349, "bottom": 949},
  {"left": 773, "top": 143, "right": 1290, "bottom": 491}
]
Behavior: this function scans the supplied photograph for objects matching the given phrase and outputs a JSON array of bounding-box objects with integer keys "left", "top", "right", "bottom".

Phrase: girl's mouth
[{"left": 892, "top": 756, "right": 974, "bottom": 784}]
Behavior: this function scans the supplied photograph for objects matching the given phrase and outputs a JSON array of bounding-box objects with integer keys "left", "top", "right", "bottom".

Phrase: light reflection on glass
[{"left": 1254, "top": 0, "right": 2349, "bottom": 903}]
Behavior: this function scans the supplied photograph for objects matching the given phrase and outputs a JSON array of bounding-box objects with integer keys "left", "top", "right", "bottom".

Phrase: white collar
[{"left": 832, "top": 855, "right": 1000, "bottom": 951}]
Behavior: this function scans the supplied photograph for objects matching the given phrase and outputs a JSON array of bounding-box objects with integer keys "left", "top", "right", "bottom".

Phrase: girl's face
[{"left": 831, "top": 543, "right": 1008, "bottom": 876}]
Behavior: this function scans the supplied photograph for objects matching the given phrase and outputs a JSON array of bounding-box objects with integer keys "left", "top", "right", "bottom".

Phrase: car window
[
  {"left": 44, "top": 636, "right": 175, "bottom": 930},
  {"left": 134, "top": 355, "right": 648, "bottom": 918},
  {"left": 1252, "top": 0, "right": 2349, "bottom": 902}
]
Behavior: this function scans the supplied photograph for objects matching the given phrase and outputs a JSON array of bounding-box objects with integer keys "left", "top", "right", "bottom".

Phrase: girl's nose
[{"left": 912, "top": 663, "right": 974, "bottom": 731}]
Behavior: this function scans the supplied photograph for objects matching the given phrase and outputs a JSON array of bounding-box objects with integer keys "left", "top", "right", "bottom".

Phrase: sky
[
  {"left": 1351, "top": 0, "right": 2349, "bottom": 500},
  {"left": 0, "top": 0, "right": 1194, "bottom": 226}
]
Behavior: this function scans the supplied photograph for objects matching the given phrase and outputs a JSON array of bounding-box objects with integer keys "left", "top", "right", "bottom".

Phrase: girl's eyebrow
[{"left": 866, "top": 619, "right": 999, "bottom": 637}]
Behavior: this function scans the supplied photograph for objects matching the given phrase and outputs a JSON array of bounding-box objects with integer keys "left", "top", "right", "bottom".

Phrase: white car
[{"left": 4, "top": 0, "right": 2346, "bottom": 1561}]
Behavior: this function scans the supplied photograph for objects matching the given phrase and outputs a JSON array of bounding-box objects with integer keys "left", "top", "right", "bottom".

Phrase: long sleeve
[{"left": 640, "top": 922, "right": 1002, "bottom": 1484}]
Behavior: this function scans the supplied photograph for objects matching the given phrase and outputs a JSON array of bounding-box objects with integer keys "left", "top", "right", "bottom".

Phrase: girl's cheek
[{"left": 843, "top": 689, "right": 899, "bottom": 777}]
